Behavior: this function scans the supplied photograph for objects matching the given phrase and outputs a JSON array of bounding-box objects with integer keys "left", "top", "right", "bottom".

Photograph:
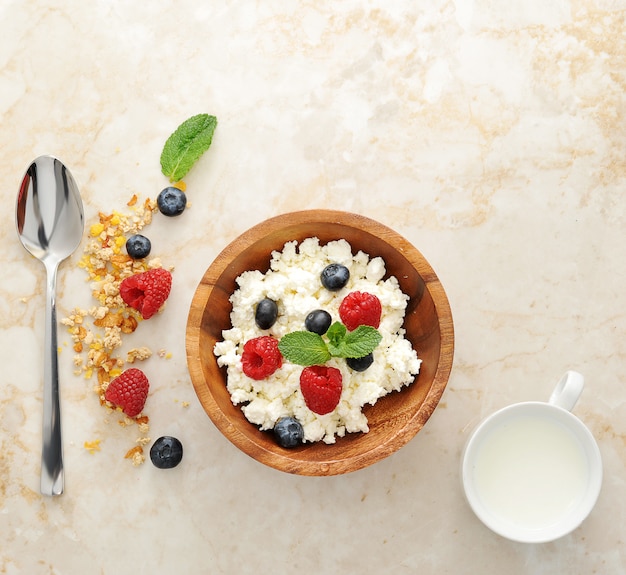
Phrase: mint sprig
[
  {"left": 278, "top": 321, "right": 382, "bottom": 366},
  {"left": 160, "top": 114, "right": 217, "bottom": 182}
]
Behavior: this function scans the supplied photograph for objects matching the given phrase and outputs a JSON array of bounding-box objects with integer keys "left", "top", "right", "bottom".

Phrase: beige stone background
[{"left": 1, "top": 1, "right": 625, "bottom": 574}]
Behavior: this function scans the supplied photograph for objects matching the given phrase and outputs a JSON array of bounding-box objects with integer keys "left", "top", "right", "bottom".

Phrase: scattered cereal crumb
[
  {"left": 147, "top": 257, "right": 162, "bottom": 269},
  {"left": 127, "top": 347, "right": 152, "bottom": 363},
  {"left": 84, "top": 440, "right": 101, "bottom": 454},
  {"left": 132, "top": 453, "right": 145, "bottom": 466},
  {"left": 124, "top": 445, "right": 145, "bottom": 466},
  {"left": 61, "top": 195, "right": 166, "bottom": 465},
  {"left": 124, "top": 445, "right": 142, "bottom": 458},
  {"left": 181, "top": 401, "right": 190, "bottom": 408}
]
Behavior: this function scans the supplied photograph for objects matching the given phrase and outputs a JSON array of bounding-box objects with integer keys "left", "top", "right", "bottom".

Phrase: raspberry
[
  {"left": 299, "top": 365, "right": 343, "bottom": 415},
  {"left": 120, "top": 268, "right": 172, "bottom": 319},
  {"left": 104, "top": 368, "right": 150, "bottom": 418},
  {"left": 241, "top": 336, "right": 282, "bottom": 380},
  {"left": 338, "top": 291, "right": 382, "bottom": 331}
]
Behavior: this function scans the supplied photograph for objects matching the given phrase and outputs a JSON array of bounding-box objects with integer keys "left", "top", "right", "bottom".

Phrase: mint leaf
[
  {"left": 326, "top": 322, "right": 346, "bottom": 355},
  {"left": 160, "top": 114, "right": 217, "bottom": 182},
  {"left": 341, "top": 325, "right": 382, "bottom": 358},
  {"left": 278, "top": 331, "right": 331, "bottom": 366}
]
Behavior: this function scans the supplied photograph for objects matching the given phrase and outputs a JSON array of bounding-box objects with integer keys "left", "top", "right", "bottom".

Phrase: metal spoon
[{"left": 16, "top": 155, "right": 84, "bottom": 496}]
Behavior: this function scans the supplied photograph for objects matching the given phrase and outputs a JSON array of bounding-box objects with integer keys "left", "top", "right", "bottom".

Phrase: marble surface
[{"left": 1, "top": 0, "right": 625, "bottom": 573}]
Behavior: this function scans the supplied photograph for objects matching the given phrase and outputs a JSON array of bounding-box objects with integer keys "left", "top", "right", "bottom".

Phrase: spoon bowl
[{"left": 16, "top": 155, "right": 84, "bottom": 496}]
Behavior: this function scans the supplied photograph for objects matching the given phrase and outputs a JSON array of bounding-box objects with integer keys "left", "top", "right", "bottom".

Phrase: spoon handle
[{"left": 41, "top": 260, "right": 64, "bottom": 496}]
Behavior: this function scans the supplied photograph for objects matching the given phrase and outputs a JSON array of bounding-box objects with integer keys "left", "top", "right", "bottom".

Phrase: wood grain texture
[{"left": 185, "top": 210, "right": 454, "bottom": 475}]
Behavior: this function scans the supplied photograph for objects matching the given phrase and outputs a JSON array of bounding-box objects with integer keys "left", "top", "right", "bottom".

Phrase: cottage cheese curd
[{"left": 213, "top": 237, "right": 421, "bottom": 444}]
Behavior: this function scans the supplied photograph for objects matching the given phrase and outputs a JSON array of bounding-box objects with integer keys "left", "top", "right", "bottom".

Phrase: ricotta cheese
[{"left": 213, "top": 237, "right": 421, "bottom": 444}]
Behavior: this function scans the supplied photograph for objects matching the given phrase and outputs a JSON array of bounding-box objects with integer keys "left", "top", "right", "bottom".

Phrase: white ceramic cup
[{"left": 461, "top": 371, "right": 602, "bottom": 543}]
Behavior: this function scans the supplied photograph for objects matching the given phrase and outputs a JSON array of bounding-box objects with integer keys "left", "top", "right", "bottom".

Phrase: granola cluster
[{"left": 62, "top": 194, "right": 172, "bottom": 465}]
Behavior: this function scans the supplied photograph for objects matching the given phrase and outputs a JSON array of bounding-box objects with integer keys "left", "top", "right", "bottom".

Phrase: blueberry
[
  {"left": 157, "top": 187, "right": 187, "bottom": 217},
  {"left": 149, "top": 436, "right": 183, "bottom": 469},
  {"left": 346, "top": 353, "right": 374, "bottom": 372},
  {"left": 273, "top": 417, "right": 304, "bottom": 448},
  {"left": 305, "top": 309, "right": 332, "bottom": 335},
  {"left": 255, "top": 298, "right": 278, "bottom": 330},
  {"left": 320, "top": 263, "right": 350, "bottom": 291},
  {"left": 125, "top": 234, "right": 151, "bottom": 259}
]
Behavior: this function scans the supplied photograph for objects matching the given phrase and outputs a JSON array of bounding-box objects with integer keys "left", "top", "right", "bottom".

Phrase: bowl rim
[{"left": 186, "top": 209, "right": 454, "bottom": 475}]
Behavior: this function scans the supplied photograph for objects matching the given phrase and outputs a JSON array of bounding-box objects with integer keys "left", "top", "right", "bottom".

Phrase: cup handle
[{"left": 548, "top": 370, "right": 584, "bottom": 411}]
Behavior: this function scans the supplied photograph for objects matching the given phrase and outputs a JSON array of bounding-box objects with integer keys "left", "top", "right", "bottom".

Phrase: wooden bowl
[{"left": 186, "top": 210, "right": 454, "bottom": 475}]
